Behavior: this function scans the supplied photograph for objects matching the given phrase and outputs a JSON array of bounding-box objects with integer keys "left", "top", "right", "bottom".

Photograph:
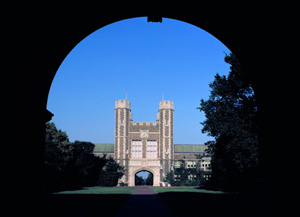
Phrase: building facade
[{"left": 94, "top": 99, "right": 211, "bottom": 186}]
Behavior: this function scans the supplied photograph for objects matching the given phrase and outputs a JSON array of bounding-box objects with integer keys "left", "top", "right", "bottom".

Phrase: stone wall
[{"left": 114, "top": 99, "right": 175, "bottom": 186}]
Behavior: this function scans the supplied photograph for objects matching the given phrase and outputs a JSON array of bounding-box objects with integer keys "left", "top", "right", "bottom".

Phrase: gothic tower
[
  {"left": 114, "top": 99, "right": 131, "bottom": 183},
  {"left": 157, "top": 100, "right": 174, "bottom": 182}
]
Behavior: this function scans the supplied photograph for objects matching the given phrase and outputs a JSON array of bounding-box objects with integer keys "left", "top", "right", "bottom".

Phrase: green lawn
[
  {"left": 55, "top": 186, "right": 135, "bottom": 194},
  {"left": 152, "top": 186, "right": 226, "bottom": 194}
]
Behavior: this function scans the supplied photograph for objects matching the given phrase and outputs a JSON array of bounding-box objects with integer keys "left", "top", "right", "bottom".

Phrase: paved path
[{"left": 114, "top": 186, "right": 178, "bottom": 217}]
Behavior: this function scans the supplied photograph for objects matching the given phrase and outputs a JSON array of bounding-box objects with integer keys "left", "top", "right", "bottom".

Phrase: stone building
[{"left": 93, "top": 99, "right": 211, "bottom": 186}]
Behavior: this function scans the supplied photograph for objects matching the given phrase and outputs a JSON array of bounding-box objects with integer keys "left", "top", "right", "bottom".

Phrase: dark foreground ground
[
  {"left": 44, "top": 186, "right": 261, "bottom": 217},
  {"left": 114, "top": 186, "right": 177, "bottom": 217},
  {"left": 44, "top": 194, "right": 130, "bottom": 217},
  {"left": 158, "top": 191, "right": 260, "bottom": 217}
]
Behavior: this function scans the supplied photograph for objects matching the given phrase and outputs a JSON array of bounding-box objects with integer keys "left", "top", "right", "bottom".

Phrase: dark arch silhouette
[
  {"left": 19, "top": 4, "right": 281, "bottom": 217},
  {"left": 135, "top": 170, "right": 153, "bottom": 186}
]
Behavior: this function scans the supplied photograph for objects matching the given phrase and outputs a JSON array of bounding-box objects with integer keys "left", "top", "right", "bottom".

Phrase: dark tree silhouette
[{"left": 197, "top": 53, "right": 259, "bottom": 191}]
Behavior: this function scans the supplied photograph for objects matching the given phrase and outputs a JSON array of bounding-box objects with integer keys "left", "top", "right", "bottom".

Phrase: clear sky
[{"left": 47, "top": 17, "right": 231, "bottom": 144}]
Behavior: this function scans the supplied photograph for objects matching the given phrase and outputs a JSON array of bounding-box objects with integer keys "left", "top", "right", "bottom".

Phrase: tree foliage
[
  {"left": 97, "top": 155, "right": 125, "bottom": 187},
  {"left": 135, "top": 174, "right": 145, "bottom": 186},
  {"left": 197, "top": 53, "right": 259, "bottom": 189},
  {"left": 45, "top": 122, "right": 123, "bottom": 191},
  {"left": 67, "top": 141, "right": 106, "bottom": 187},
  {"left": 45, "top": 122, "right": 73, "bottom": 172},
  {"left": 165, "top": 160, "right": 202, "bottom": 186},
  {"left": 145, "top": 173, "right": 153, "bottom": 185}
]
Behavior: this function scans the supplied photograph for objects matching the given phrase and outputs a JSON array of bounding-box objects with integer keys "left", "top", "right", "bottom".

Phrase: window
[
  {"left": 188, "top": 174, "right": 197, "bottom": 180},
  {"left": 175, "top": 174, "right": 180, "bottom": 181},
  {"left": 120, "top": 119, "right": 123, "bottom": 125},
  {"left": 146, "top": 140, "right": 157, "bottom": 158},
  {"left": 131, "top": 140, "right": 142, "bottom": 158},
  {"left": 187, "top": 161, "right": 196, "bottom": 168},
  {"left": 174, "top": 161, "right": 181, "bottom": 168},
  {"left": 165, "top": 120, "right": 168, "bottom": 125}
]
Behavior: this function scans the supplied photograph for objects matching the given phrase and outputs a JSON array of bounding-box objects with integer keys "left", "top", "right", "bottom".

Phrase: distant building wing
[
  {"left": 93, "top": 144, "right": 208, "bottom": 154},
  {"left": 94, "top": 143, "right": 114, "bottom": 153},
  {"left": 174, "top": 144, "right": 208, "bottom": 153}
]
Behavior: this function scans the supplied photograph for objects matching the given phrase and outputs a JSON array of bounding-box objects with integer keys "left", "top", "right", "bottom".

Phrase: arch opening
[
  {"left": 47, "top": 16, "right": 233, "bottom": 145},
  {"left": 46, "top": 15, "right": 236, "bottom": 108},
  {"left": 135, "top": 170, "right": 153, "bottom": 186},
  {"left": 46, "top": 16, "right": 255, "bottom": 190},
  {"left": 23, "top": 7, "right": 273, "bottom": 216}
]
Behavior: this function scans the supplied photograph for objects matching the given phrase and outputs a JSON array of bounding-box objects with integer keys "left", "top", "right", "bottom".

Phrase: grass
[
  {"left": 152, "top": 186, "right": 226, "bottom": 194},
  {"left": 55, "top": 186, "right": 135, "bottom": 194}
]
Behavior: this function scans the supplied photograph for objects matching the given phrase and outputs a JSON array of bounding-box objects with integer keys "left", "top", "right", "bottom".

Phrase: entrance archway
[
  {"left": 45, "top": 16, "right": 259, "bottom": 190},
  {"left": 132, "top": 168, "right": 156, "bottom": 186},
  {"left": 22, "top": 7, "right": 278, "bottom": 217},
  {"left": 135, "top": 170, "right": 153, "bottom": 186}
]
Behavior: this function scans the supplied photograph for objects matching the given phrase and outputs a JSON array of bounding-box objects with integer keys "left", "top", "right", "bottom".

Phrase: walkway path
[{"left": 114, "top": 186, "right": 178, "bottom": 217}]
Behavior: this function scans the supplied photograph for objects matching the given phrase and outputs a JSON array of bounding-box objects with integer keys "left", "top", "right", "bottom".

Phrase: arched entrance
[
  {"left": 135, "top": 170, "right": 153, "bottom": 186},
  {"left": 130, "top": 167, "right": 159, "bottom": 186},
  {"left": 22, "top": 6, "right": 280, "bottom": 216},
  {"left": 46, "top": 17, "right": 231, "bottom": 189}
]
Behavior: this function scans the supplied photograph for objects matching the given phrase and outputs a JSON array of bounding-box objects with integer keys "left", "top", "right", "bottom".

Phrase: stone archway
[
  {"left": 129, "top": 167, "right": 160, "bottom": 186},
  {"left": 135, "top": 170, "right": 153, "bottom": 186},
  {"left": 21, "top": 6, "right": 280, "bottom": 217}
]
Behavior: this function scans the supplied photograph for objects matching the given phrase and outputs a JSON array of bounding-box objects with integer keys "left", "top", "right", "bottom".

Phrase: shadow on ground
[
  {"left": 44, "top": 191, "right": 261, "bottom": 217},
  {"left": 44, "top": 194, "right": 131, "bottom": 217},
  {"left": 157, "top": 192, "right": 261, "bottom": 217},
  {"left": 114, "top": 193, "right": 177, "bottom": 217}
]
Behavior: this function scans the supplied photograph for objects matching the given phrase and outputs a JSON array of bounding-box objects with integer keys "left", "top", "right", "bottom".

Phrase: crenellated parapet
[
  {"left": 132, "top": 121, "right": 158, "bottom": 126},
  {"left": 159, "top": 100, "right": 174, "bottom": 110},
  {"left": 115, "top": 99, "right": 130, "bottom": 109}
]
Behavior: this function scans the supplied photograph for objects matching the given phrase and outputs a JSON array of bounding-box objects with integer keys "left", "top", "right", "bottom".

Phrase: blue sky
[{"left": 47, "top": 17, "right": 231, "bottom": 144}]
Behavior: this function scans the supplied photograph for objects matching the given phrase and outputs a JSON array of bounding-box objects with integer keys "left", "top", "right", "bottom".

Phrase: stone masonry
[{"left": 114, "top": 99, "right": 174, "bottom": 186}]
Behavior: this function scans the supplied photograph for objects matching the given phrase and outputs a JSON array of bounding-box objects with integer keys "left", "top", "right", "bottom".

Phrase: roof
[
  {"left": 94, "top": 143, "right": 114, "bottom": 153},
  {"left": 174, "top": 144, "right": 208, "bottom": 153},
  {"left": 93, "top": 143, "right": 207, "bottom": 154}
]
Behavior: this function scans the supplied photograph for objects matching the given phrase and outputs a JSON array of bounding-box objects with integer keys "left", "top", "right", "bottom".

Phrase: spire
[{"left": 125, "top": 89, "right": 128, "bottom": 101}]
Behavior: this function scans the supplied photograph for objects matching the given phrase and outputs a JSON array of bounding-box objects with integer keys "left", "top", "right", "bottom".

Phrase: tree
[
  {"left": 45, "top": 123, "right": 106, "bottom": 190},
  {"left": 45, "top": 122, "right": 73, "bottom": 190},
  {"left": 145, "top": 173, "right": 153, "bottom": 185},
  {"left": 135, "top": 175, "right": 145, "bottom": 186},
  {"left": 197, "top": 53, "right": 259, "bottom": 190},
  {"left": 165, "top": 160, "right": 202, "bottom": 186},
  {"left": 67, "top": 141, "right": 106, "bottom": 187},
  {"left": 45, "top": 123, "right": 125, "bottom": 189},
  {"left": 98, "top": 156, "right": 125, "bottom": 186},
  {"left": 45, "top": 122, "right": 73, "bottom": 171}
]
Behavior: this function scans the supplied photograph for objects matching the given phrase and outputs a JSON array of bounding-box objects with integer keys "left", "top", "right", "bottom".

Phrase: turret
[
  {"left": 158, "top": 100, "right": 174, "bottom": 182},
  {"left": 159, "top": 100, "right": 174, "bottom": 110},
  {"left": 114, "top": 99, "right": 131, "bottom": 183},
  {"left": 115, "top": 99, "right": 130, "bottom": 109}
]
